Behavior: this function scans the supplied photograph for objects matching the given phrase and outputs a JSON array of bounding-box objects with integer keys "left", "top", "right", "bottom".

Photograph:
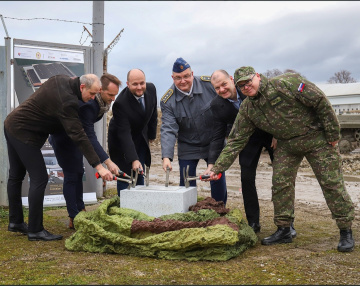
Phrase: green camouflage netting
[{"left": 65, "top": 196, "right": 257, "bottom": 261}]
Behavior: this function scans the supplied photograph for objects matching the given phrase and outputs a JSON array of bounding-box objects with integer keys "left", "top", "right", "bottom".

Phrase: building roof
[{"left": 316, "top": 82, "right": 360, "bottom": 97}]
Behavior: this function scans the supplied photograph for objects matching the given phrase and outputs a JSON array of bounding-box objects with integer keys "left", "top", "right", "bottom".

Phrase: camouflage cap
[{"left": 234, "top": 66, "right": 256, "bottom": 84}]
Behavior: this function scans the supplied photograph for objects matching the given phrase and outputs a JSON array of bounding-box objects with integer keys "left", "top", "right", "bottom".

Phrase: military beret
[
  {"left": 173, "top": 57, "right": 190, "bottom": 73},
  {"left": 234, "top": 66, "right": 256, "bottom": 84}
]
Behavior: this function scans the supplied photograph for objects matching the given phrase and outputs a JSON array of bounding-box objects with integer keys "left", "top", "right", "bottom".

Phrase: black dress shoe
[
  {"left": 290, "top": 223, "right": 297, "bottom": 238},
  {"left": 261, "top": 227, "right": 293, "bottom": 245},
  {"left": 28, "top": 229, "right": 63, "bottom": 241},
  {"left": 8, "top": 222, "right": 28, "bottom": 234},
  {"left": 337, "top": 229, "right": 354, "bottom": 252},
  {"left": 249, "top": 222, "right": 261, "bottom": 233}
]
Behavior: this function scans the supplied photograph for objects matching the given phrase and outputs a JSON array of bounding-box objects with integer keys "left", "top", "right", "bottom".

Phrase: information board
[{"left": 13, "top": 39, "right": 97, "bottom": 207}]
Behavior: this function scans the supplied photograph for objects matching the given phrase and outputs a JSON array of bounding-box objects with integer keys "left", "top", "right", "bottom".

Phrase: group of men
[{"left": 4, "top": 57, "right": 355, "bottom": 253}]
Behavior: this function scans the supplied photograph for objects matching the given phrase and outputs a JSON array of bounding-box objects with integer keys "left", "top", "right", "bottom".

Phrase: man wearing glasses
[
  {"left": 207, "top": 69, "right": 283, "bottom": 234},
  {"left": 209, "top": 66, "right": 355, "bottom": 252},
  {"left": 160, "top": 57, "right": 227, "bottom": 205}
]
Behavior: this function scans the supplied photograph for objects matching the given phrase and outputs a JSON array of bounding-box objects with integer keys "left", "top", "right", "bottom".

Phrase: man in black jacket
[
  {"left": 49, "top": 73, "right": 122, "bottom": 229},
  {"left": 207, "top": 70, "right": 295, "bottom": 236},
  {"left": 108, "top": 69, "right": 158, "bottom": 195},
  {"left": 4, "top": 74, "right": 114, "bottom": 241}
]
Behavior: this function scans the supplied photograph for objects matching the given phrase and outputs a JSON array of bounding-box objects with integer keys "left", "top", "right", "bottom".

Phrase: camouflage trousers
[{"left": 272, "top": 130, "right": 354, "bottom": 229}]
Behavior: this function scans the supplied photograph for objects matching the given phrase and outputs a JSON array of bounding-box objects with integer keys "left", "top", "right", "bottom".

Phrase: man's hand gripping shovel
[{"left": 182, "top": 165, "right": 222, "bottom": 188}]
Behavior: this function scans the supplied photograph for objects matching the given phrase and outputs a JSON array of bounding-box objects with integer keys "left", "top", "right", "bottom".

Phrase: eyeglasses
[
  {"left": 237, "top": 74, "right": 255, "bottom": 90},
  {"left": 173, "top": 73, "right": 192, "bottom": 82}
]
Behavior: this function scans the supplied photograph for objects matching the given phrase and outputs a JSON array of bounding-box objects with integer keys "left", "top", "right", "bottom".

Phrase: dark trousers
[
  {"left": 240, "top": 149, "right": 262, "bottom": 225},
  {"left": 49, "top": 134, "right": 85, "bottom": 219},
  {"left": 240, "top": 143, "right": 275, "bottom": 225},
  {"left": 117, "top": 141, "right": 146, "bottom": 196},
  {"left": 4, "top": 129, "right": 48, "bottom": 233},
  {"left": 62, "top": 171, "right": 85, "bottom": 218},
  {"left": 179, "top": 158, "right": 227, "bottom": 205}
]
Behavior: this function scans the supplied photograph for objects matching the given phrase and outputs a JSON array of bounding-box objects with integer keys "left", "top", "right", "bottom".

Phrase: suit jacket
[
  {"left": 108, "top": 83, "right": 158, "bottom": 174},
  {"left": 208, "top": 91, "right": 273, "bottom": 167}
]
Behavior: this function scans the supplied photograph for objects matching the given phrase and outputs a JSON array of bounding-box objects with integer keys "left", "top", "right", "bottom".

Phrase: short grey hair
[{"left": 80, "top": 74, "right": 101, "bottom": 89}]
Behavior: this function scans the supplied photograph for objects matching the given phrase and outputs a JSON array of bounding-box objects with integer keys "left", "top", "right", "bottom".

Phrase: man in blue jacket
[{"left": 49, "top": 73, "right": 122, "bottom": 229}]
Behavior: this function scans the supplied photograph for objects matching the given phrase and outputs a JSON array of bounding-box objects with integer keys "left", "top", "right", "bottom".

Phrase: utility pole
[
  {"left": 92, "top": 1, "right": 105, "bottom": 198},
  {"left": 0, "top": 15, "right": 11, "bottom": 206}
]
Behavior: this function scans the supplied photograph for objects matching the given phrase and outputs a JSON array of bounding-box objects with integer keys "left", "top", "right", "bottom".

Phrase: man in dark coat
[
  {"left": 49, "top": 73, "right": 122, "bottom": 229},
  {"left": 108, "top": 69, "right": 158, "bottom": 195},
  {"left": 207, "top": 69, "right": 275, "bottom": 233},
  {"left": 4, "top": 74, "right": 114, "bottom": 241}
]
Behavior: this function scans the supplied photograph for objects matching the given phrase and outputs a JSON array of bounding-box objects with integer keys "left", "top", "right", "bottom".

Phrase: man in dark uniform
[
  {"left": 207, "top": 69, "right": 287, "bottom": 234},
  {"left": 210, "top": 66, "right": 355, "bottom": 252},
  {"left": 4, "top": 74, "right": 114, "bottom": 241},
  {"left": 49, "top": 73, "right": 122, "bottom": 229},
  {"left": 160, "top": 58, "right": 227, "bottom": 205},
  {"left": 108, "top": 69, "right": 158, "bottom": 195}
]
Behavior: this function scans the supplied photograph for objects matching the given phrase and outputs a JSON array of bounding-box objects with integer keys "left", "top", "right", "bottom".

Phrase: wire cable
[{"left": 3, "top": 16, "right": 93, "bottom": 25}]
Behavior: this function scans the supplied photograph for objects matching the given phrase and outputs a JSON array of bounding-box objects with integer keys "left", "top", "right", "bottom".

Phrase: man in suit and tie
[
  {"left": 108, "top": 69, "right": 158, "bottom": 194},
  {"left": 207, "top": 69, "right": 295, "bottom": 237}
]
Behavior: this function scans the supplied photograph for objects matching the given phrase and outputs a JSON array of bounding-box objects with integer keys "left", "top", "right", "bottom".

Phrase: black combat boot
[
  {"left": 337, "top": 229, "right": 354, "bottom": 252},
  {"left": 261, "top": 227, "right": 292, "bottom": 245}
]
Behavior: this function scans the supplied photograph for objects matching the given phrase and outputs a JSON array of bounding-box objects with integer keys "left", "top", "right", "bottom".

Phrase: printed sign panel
[{"left": 13, "top": 39, "right": 97, "bottom": 207}]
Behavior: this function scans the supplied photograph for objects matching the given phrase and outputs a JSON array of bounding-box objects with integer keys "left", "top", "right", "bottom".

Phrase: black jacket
[
  {"left": 49, "top": 99, "right": 108, "bottom": 173},
  {"left": 208, "top": 90, "right": 273, "bottom": 166},
  {"left": 108, "top": 83, "right": 158, "bottom": 174},
  {"left": 4, "top": 75, "right": 101, "bottom": 167}
]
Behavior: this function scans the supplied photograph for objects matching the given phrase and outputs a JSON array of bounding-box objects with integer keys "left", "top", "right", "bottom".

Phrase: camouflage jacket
[{"left": 212, "top": 73, "right": 340, "bottom": 174}]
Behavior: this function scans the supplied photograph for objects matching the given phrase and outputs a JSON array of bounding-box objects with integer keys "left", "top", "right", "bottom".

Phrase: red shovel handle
[
  {"left": 199, "top": 173, "right": 222, "bottom": 180},
  {"left": 118, "top": 171, "right": 128, "bottom": 178},
  {"left": 199, "top": 175, "right": 210, "bottom": 180},
  {"left": 96, "top": 172, "right": 118, "bottom": 181}
]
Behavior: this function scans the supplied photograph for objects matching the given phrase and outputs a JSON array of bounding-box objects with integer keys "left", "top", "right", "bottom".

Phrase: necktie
[{"left": 138, "top": 97, "right": 145, "bottom": 111}]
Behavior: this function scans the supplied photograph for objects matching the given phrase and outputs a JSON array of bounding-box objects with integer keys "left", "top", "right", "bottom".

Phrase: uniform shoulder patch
[
  {"left": 161, "top": 89, "right": 174, "bottom": 103},
  {"left": 200, "top": 75, "right": 211, "bottom": 82}
]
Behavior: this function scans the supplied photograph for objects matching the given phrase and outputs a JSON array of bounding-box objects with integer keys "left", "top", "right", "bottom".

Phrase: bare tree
[
  {"left": 262, "top": 68, "right": 306, "bottom": 79},
  {"left": 328, "top": 70, "right": 357, "bottom": 83},
  {"left": 263, "top": 68, "right": 282, "bottom": 78}
]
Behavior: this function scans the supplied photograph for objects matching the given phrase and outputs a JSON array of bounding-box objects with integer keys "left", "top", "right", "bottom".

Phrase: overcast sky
[{"left": 1, "top": 1, "right": 360, "bottom": 105}]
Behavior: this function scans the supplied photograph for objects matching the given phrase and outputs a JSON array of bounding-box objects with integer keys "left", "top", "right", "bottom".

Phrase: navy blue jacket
[{"left": 49, "top": 99, "right": 107, "bottom": 173}]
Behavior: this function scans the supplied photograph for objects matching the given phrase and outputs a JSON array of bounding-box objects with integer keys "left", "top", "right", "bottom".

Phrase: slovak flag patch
[{"left": 298, "top": 83, "right": 305, "bottom": 92}]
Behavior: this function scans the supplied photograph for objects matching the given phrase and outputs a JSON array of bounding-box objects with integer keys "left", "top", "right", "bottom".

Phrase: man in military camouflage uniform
[
  {"left": 160, "top": 57, "right": 227, "bottom": 204},
  {"left": 209, "top": 66, "right": 355, "bottom": 252}
]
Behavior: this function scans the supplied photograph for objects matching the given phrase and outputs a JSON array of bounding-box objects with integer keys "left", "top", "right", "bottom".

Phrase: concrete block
[{"left": 120, "top": 185, "right": 197, "bottom": 217}]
